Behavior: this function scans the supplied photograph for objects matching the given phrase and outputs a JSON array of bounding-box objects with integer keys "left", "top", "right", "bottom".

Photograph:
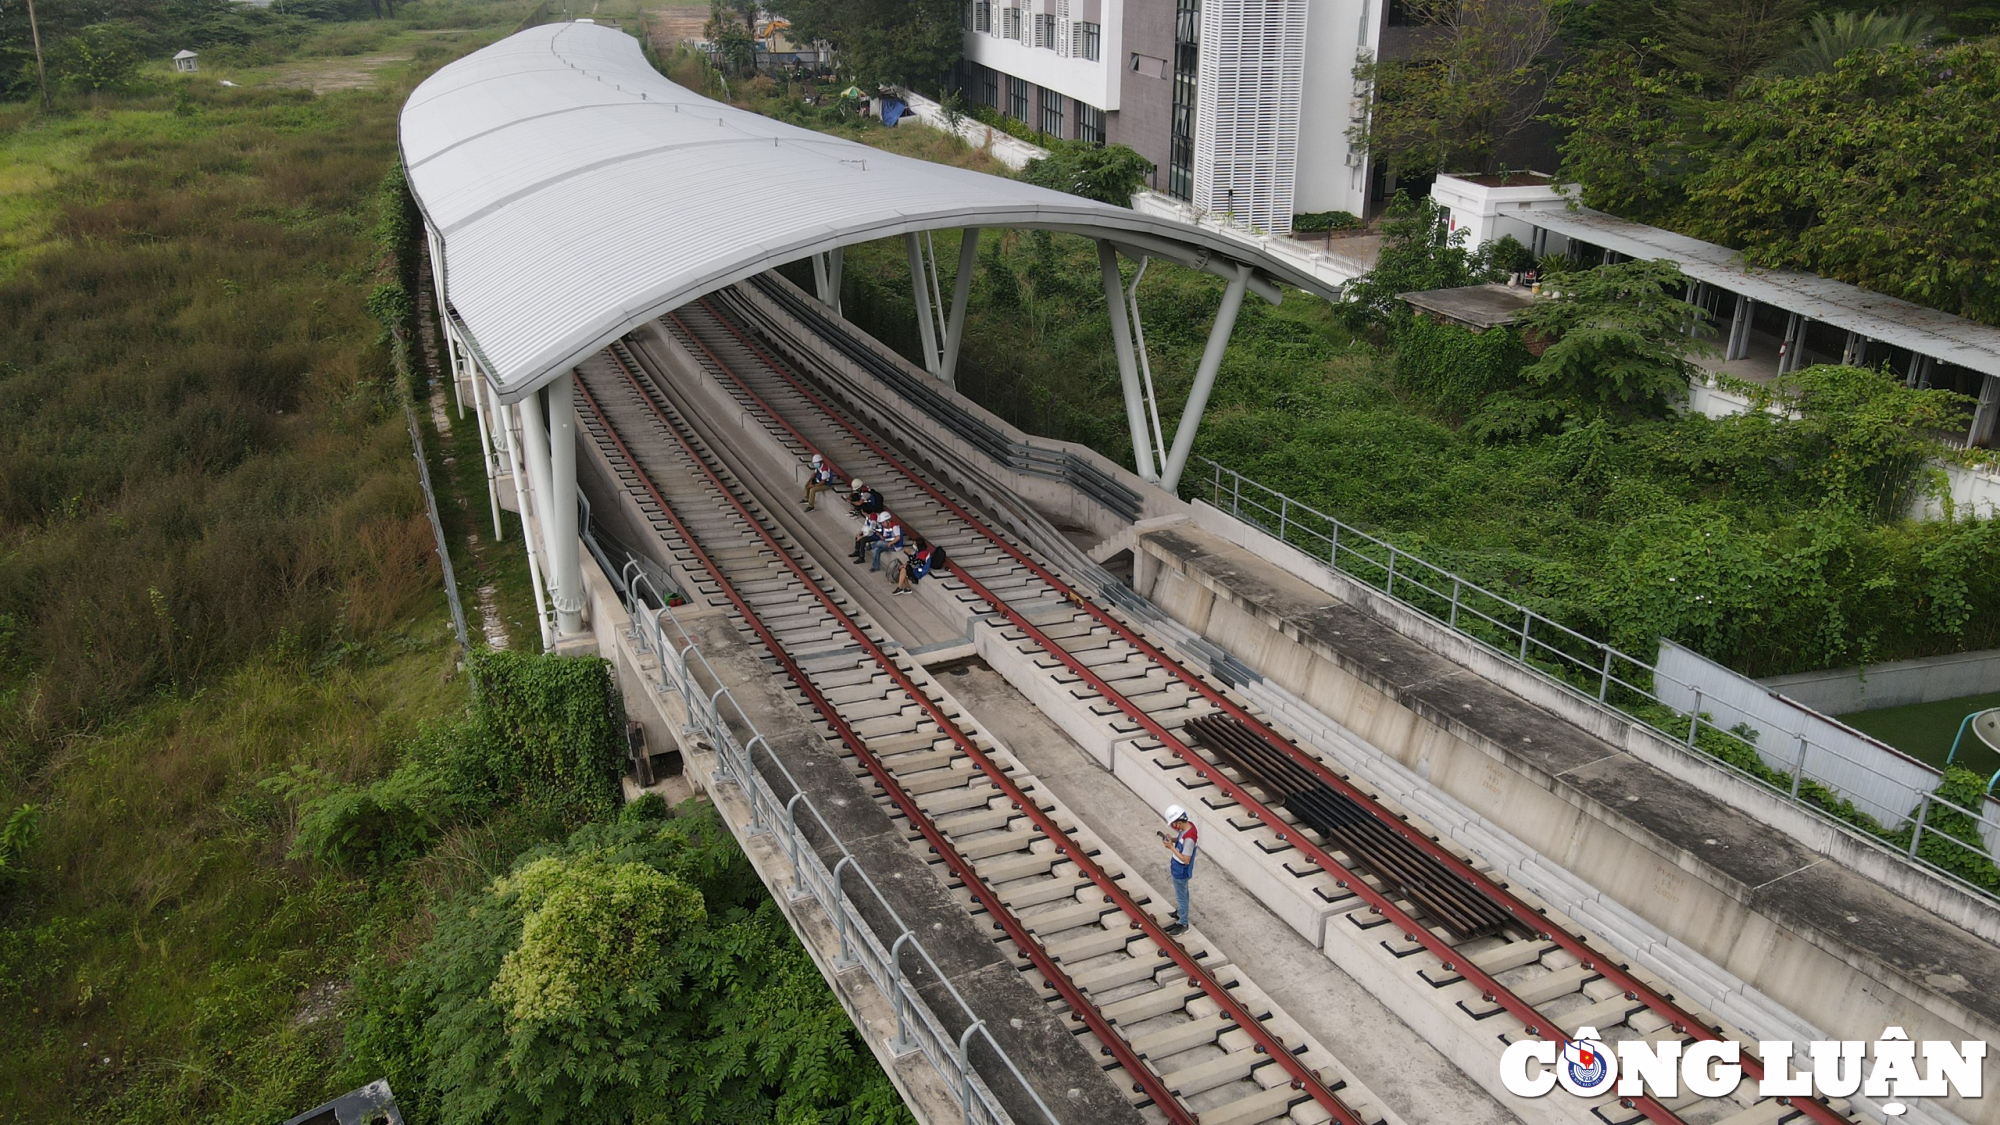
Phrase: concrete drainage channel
[{"left": 694, "top": 274, "right": 1887, "bottom": 1125}]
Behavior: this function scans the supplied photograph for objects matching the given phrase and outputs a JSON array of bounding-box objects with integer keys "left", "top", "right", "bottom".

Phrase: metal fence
[
  {"left": 1192, "top": 457, "right": 2000, "bottom": 904},
  {"left": 617, "top": 562, "right": 1050, "bottom": 1125}
]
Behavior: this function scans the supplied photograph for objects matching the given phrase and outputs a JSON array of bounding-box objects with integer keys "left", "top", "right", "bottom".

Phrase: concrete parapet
[{"left": 1132, "top": 511, "right": 2000, "bottom": 1125}]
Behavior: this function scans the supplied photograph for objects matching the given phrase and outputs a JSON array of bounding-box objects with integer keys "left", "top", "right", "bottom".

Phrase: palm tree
[{"left": 1766, "top": 8, "right": 1937, "bottom": 76}]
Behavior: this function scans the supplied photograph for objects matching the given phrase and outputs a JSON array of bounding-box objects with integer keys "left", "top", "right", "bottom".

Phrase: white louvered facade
[{"left": 1192, "top": 0, "right": 1309, "bottom": 233}]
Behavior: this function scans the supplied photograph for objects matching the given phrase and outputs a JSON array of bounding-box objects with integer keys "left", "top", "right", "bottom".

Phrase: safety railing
[
  {"left": 1192, "top": 457, "right": 2000, "bottom": 905},
  {"left": 616, "top": 561, "right": 1054, "bottom": 1125}
]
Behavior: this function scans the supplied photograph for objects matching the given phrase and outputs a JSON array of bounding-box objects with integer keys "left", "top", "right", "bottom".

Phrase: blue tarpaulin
[{"left": 880, "top": 97, "right": 908, "bottom": 125}]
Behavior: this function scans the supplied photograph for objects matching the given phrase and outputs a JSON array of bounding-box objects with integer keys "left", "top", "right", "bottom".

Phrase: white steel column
[
  {"left": 1098, "top": 240, "right": 1158, "bottom": 481},
  {"left": 939, "top": 228, "right": 981, "bottom": 388},
  {"left": 517, "top": 386, "right": 562, "bottom": 642},
  {"left": 905, "top": 233, "right": 943, "bottom": 376},
  {"left": 826, "top": 246, "right": 843, "bottom": 315},
  {"left": 1970, "top": 375, "right": 2000, "bottom": 449},
  {"left": 1126, "top": 258, "right": 1167, "bottom": 478},
  {"left": 465, "top": 344, "right": 504, "bottom": 541},
  {"left": 1160, "top": 262, "right": 1252, "bottom": 493},
  {"left": 501, "top": 393, "right": 553, "bottom": 650},
  {"left": 1726, "top": 295, "right": 1754, "bottom": 361},
  {"left": 544, "top": 377, "right": 585, "bottom": 636},
  {"left": 1778, "top": 313, "right": 1802, "bottom": 374}
]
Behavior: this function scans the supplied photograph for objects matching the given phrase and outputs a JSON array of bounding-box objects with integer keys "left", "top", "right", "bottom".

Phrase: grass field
[{"left": 0, "top": 5, "right": 540, "bottom": 1120}]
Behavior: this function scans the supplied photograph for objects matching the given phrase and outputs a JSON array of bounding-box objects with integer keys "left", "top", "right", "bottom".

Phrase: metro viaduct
[{"left": 402, "top": 24, "right": 2000, "bottom": 1125}]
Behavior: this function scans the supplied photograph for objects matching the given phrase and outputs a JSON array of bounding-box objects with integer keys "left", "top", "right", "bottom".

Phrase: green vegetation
[
  {"left": 349, "top": 804, "right": 910, "bottom": 1125},
  {"left": 1551, "top": 36, "right": 2000, "bottom": 326},
  {"left": 766, "top": 0, "right": 962, "bottom": 86},
  {"left": 826, "top": 210, "right": 2000, "bottom": 680},
  {"left": 1, "top": 9, "right": 906, "bottom": 1123},
  {"left": 1292, "top": 210, "right": 1361, "bottom": 233},
  {"left": 1019, "top": 139, "right": 1154, "bottom": 206}
]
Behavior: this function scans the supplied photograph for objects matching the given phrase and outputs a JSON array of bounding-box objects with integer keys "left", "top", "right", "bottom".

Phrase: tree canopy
[
  {"left": 1019, "top": 141, "right": 1155, "bottom": 206},
  {"left": 1550, "top": 38, "right": 2000, "bottom": 326},
  {"left": 767, "top": 0, "right": 962, "bottom": 87},
  {"left": 348, "top": 805, "right": 913, "bottom": 1125}
]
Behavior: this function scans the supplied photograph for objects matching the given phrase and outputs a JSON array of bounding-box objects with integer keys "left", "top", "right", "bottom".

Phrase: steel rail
[
  {"left": 680, "top": 293, "right": 1853, "bottom": 1125},
  {"left": 580, "top": 351, "right": 1369, "bottom": 1125}
]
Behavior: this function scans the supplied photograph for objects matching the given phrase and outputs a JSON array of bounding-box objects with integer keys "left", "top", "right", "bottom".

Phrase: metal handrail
[
  {"left": 615, "top": 561, "right": 1055, "bottom": 1125},
  {"left": 1192, "top": 457, "right": 2000, "bottom": 905}
]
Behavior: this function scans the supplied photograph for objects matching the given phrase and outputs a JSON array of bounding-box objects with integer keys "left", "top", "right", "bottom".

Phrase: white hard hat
[
  {"left": 811, "top": 453, "right": 824, "bottom": 464},
  {"left": 873, "top": 510, "right": 892, "bottom": 523},
  {"left": 1163, "top": 804, "right": 1189, "bottom": 824},
  {"left": 850, "top": 479, "right": 865, "bottom": 490}
]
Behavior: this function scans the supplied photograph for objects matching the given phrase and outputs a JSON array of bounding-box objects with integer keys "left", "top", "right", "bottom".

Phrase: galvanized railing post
[
  {"left": 1908, "top": 793, "right": 1931, "bottom": 857},
  {"left": 1789, "top": 735, "right": 1809, "bottom": 800},
  {"left": 1598, "top": 646, "right": 1614, "bottom": 701},
  {"left": 958, "top": 1019, "right": 988, "bottom": 1124},
  {"left": 831, "top": 857, "right": 859, "bottom": 970},
  {"left": 1385, "top": 546, "right": 1397, "bottom": 597},
  {"left": 1687, "top": 689, "right": 1704, "bottom": 747},
  {"left": 1519, "top": 609, "right": 1532, "bottom": 662},
  {"left": 785, "top": 791, "right": 809, "bottom": 896},
  {"left": 888, "top": 932, "right": 918, "bottom": 1054},
  {"left": 1278, "top": 495, "right": 1290, "bottom": 543}
]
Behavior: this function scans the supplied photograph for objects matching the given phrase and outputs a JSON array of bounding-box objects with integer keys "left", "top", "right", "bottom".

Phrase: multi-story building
[{"left": 954, "top": 0, "right": 1383, "bottom": 232}]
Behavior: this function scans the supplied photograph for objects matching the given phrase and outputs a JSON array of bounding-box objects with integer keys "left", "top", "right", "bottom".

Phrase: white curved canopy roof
[{"left": 401, "top": 22, "right": 1339, "bottom": 402}]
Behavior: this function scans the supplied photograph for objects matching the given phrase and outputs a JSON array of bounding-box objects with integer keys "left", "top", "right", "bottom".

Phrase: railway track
[
  {"left": 630, "top": 279, "right": 1870, "bottom": 1125},
  {"left": 573, "top": 339, "right": 1394, "bottom": 1125}
]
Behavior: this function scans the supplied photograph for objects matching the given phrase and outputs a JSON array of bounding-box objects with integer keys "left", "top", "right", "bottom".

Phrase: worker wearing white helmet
[
  {"left": 1158, "top": 805, "right": 1198, "bottom": 935},
  {"left": 851, "top": 507, "right": 893, "bottom": 563},
  {"left": 800, "top": 451, "right": 839, "bottom": 509}
]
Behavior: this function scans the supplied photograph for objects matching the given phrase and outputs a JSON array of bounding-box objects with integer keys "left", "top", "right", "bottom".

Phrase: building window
[
  {"left": 975, "top": 0, "right": 991, "bottom": 31},
  {"left": 1076, "top": 101, "right": 1104, "bottom": 144},
  {"left": 1002, "top": 6, "right": 1022, "bottom": 39},
  {"left": 1034, "top": 12, "right": 1056, "bottom": 49},
  {"left": 1039, "top": 88, "right": 1065, "bottom": 136},
  {"left": 1007, "top": 75, "right": 1029, "bottom": 121},
  {"left": 1074, "top": 20, "right": 1101, "bottom": 60},
  {"left": 1169, "top": 0, "right": 1199, "bottom": 199},
  {"left": 981, "top": 65, "right": 1000, "bottom": 108}
]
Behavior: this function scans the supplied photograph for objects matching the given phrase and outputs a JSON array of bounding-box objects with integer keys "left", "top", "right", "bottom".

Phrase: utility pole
[{"left": 23, "top": 0, "right": 51, "bottom": 110}]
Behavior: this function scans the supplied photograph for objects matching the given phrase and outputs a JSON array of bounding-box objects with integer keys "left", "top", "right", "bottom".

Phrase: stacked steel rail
[
  {"left": 661, "top": 280, "right": 1861, "bottom": 1125},
  {"left": 574, "top": 340, "right": 1383, "bottom": 1125}
]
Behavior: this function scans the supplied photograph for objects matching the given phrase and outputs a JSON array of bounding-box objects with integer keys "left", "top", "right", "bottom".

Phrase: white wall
[
  {"left": 964, "top": 2, "right": 1120, "bottom": 112},
  {"left": 1761, "top": 648, "right": 2000, "bottom": 716},
  {"left": 1293, "top": 0, "right": 1377, "bottom": 217}
]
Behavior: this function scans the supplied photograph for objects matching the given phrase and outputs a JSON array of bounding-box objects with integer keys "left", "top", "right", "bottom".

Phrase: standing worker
[
  {"left": 800, "top": 453, "right": 839, "bottom": 509},
  {"left": 1159, "top": 805, "right": 1198, "bottom": 935}
]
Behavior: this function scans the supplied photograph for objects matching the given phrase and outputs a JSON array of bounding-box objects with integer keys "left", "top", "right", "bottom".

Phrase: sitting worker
[
  {"left": 800, "top": 453, "right": 839, "bottom": 509},
  {"left": 851, "top": 509, "right": 893, "bottom": 563},
  {"left": 867, "top": 514, "right": 906, "bottom": 572},
  {"left": 846, "top": 479, "right": 884, "bottom": 516},
  {"left": 893, "top": 539, "right": 945, "bottom": 595}
]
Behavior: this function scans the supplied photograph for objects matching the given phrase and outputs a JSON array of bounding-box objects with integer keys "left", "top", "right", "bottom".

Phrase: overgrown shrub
[
  {"left": 1293, "top": 210, "right": 1361, "bottom": 233},
  {"left": 1392, "top": 316, "right": 1531, "bottom": 417},
  {"left": 275, "top": 652, "right": 623, "bottom": 871},
  {"left": 1019, "top": 140, "right": 1153, "bottom": 206},
  {"left": 345, "top": 806, "right": 913, "bottom": 1125}
]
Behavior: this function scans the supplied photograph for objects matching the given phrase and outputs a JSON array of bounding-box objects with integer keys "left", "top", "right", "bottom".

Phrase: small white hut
[{"left": 173, "top": 50, "right": 198, "bottom": 73}]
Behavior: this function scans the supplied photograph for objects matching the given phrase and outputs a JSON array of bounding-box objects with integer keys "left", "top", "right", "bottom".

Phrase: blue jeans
[
  {"left": 870, "top": 541, "right": 901, "bottom": 571},
  {"left": 1173, "top": 874, "right": 1191, "bottom": 925}
]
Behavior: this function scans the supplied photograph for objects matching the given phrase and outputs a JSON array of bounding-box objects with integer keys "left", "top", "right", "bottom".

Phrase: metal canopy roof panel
[
  {"left": 402, "top": 22, "right": 1339, "bottom": 402},
  {"left": 1528, "top": 207, "right": 2000, "bottom": 379}
]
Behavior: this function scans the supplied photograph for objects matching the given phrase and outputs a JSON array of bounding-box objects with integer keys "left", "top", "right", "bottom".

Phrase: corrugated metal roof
[
  {"left": 402, "top": 23, "right": 1341, "bottom": 402},
  {"left": 1527, "top": 207, "right": 2000, "bottom": 378}
]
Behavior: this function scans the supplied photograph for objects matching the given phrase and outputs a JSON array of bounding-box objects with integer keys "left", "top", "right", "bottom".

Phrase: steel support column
[
  {"left": 464, "top": 342, "right": 504, "bottom": 541},
  {"left": 517, "top": 386, "right": 563, "bottom": 642},
  {"left": 1098, "top": 240, "right": 1158, "bottom": 481},
  {"left": 904, "top": 233, "right": 942, "bottom": 376},
  {"left": 501, "top": 392, "right": 553, "bottom": 650},
  {"left": 939, "top": 228, "right": 980, "bottom": 388},
  {"left": 1160, "top": 262, "right": 1252, "bottom": 492},
  {"left": 1971, "top": 374, "right": 2000, "bottom": 449},
  {"left": 1727, "top": 294, "right": 1755, "bottom": 361},
  {"left": 544, "top": 377, "right": 584, "bottom": 636}
]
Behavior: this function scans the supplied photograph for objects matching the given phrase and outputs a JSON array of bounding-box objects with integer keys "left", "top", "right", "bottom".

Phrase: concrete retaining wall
[{"left": 1762, "top": 647, "right": 2000, "bottom": 716}]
